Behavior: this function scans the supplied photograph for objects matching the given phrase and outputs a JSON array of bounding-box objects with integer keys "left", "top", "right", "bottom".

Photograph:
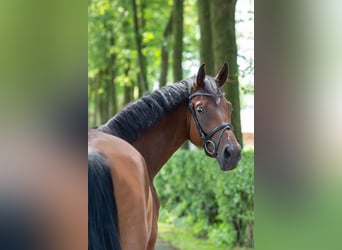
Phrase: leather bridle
[{"left": 188, "top": 92, "right": 233, "bottom": 157}]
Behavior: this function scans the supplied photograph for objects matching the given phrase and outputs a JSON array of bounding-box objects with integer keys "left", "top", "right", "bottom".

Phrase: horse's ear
[
  {"left": 215, "top": 62, "right": 229, "bottom": 87},
  {"left": 194, "top": 64, "right": 206, "bottom": 90}
]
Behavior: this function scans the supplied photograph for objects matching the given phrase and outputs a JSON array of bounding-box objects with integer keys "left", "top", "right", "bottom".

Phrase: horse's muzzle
[{"left": 218, "top": 145, "right": 241, "bottom": 171}]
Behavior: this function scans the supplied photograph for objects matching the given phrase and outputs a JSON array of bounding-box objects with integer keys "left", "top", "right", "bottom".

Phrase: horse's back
[{"left": 88, "top": 129, "right": 155, "bottom": 250}]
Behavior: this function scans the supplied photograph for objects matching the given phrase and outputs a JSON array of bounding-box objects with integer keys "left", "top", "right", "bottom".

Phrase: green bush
[
  {"left": 154, "top": 148, "right": 254, "bottom": 248},
  {"left": 208, "top": 222, "right": 236, "bottom": 246}
]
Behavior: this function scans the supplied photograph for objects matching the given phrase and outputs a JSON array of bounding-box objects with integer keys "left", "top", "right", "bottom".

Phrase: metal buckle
[{"left": 204, "top": 140, "right": 216, "bottom": 157}]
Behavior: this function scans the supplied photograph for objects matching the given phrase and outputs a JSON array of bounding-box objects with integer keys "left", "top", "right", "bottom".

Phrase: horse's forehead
[{"left": 204, "top": 77, "right": 220, "bottom": 93}]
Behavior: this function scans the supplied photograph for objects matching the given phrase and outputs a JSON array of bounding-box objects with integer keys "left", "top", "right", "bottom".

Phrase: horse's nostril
[
  {"left": 224, "top": 147, "right": 241, "bottom": 161},
  {"left": 224, "top": 147, "right": 231, "bottom": 159}
]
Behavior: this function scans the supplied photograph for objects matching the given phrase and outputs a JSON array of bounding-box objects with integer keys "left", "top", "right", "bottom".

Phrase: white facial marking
[
  {"left": 227, "top": 134, "right": 232, "bottom": 144},
  {"left": 216, "top": 97, "right": 221, "bottom": 105}
]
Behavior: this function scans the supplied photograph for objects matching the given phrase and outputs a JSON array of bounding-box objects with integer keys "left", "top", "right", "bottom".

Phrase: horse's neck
[{"left": 132, "top": 103, "right": 188, "bottom": 180}]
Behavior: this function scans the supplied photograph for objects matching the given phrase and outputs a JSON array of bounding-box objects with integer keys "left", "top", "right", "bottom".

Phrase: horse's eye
[{"left": 196, "top": 106, "right": 204, "bottom": 114}]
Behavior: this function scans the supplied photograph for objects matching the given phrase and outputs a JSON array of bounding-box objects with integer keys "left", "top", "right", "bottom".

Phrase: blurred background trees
[{"left": 88, "top": 0, "right": 254, "bottom": 146}]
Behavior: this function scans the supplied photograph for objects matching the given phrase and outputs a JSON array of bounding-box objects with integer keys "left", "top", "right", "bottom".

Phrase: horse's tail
[{"left": 88, "top": 152, "right": 120, "bottom": 250}]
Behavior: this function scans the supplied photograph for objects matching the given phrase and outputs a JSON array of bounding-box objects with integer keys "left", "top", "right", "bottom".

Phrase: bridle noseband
[{"left": 188, "top": 92, "right": 233, "bottom": 157}]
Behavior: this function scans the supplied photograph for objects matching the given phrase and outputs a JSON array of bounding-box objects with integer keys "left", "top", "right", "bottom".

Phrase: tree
[
  {"left": 131, "top": 0, "right": 148, "bottom": 96},
  {"left": 197, "top": 0, "right": 214, "bottom": 75},
  {"left": 210, "top": 0, "right": 243, "bottom": 146},
  {"left": 172, "top": 0, "right": 184, "bottom": 82},
  {"left": 173, "top": 0, "right": 189, "bottom": 149},
  {"left": 106, "top": 23, "right": 117, "bottom": 117},
  {"left": 159, "top": 11, "right": 173, "bottom": 87}
]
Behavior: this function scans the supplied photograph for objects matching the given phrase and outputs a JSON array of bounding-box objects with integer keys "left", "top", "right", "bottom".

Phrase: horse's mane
[{"left": 98, "top": 76, "right": 222, "bottom": 142}]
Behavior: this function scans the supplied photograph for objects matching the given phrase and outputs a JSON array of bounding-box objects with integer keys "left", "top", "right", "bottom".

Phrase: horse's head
[{"left": 188, "top": 63, "right": 241, "bottom": 171}]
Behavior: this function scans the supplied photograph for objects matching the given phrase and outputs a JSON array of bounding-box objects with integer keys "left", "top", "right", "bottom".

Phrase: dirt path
[{"left": 155, "top": 238, "right": 178, "bottom": 250}]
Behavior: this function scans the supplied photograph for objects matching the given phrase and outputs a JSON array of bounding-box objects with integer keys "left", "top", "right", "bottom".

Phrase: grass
[{"left": 158, "top": 222, "right": 252, "bottom": 250}]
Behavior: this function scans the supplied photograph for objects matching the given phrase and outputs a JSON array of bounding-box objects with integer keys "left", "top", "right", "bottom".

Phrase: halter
[{"left": 188, "top": 92, "right": 233, "bottom": 157}]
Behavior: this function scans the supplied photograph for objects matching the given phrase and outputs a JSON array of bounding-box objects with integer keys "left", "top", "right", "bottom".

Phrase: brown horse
[{"left": 89, "top": 63, "right": 241, "bottom": 250}]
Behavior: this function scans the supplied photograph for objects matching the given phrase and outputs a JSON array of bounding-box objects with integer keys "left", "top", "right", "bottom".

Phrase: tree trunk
[
  {"left": 124, "top": 61, "right": 134, "bottom": 105},
  {"left": 197, "top": 0, "right": 215, "bottom": 75},
  {"left": 172, "top": 0, "right": 188, "bottom": 149},
  {"left": 210, "top": 0, "right": 243, "bottom": 146},
  {"left": 99, "top": 75, "right": 109, "bottom": 124},
  {"left": 107, "top": 26, "right": 117, "bottom": 116},
  {"left": 122, "top": 18, "right": 134, "bottom": 105},
  {"left": 172, "top": 0, "right": 184, "bottom": 82},
  {"left": 93, "top": 72, "right": 101, "bottom": 126},
  {"left": 159, "top": 11, "right": 173, "bottom": 87},
  {"left": 88, "top": 79, "right": 94, "bottom": 127},
  {"left": 131, "top": 0, "right": 148, "bottom": 96},
  {"left": 160, "top": 45, "right": 169, "bottom": 88}
]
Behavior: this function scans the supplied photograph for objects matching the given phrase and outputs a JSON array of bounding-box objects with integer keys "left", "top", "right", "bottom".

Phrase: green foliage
[
  {"left": 154, "top": 149, "right": 254, "bottom": 248},
  {"left": 88, "top": 0, "right": 204, "bottom": 126},
  {"left": 241, "top": 85, "right": 254, "bottom": 95},
  {"left": 208, "top": 222, "right": 236, "bottom": 246}
]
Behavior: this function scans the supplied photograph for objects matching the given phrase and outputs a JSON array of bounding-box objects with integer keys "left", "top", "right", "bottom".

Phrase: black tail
[{"left": 88, "top": 152, "right": 120, "bottom": 250}]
